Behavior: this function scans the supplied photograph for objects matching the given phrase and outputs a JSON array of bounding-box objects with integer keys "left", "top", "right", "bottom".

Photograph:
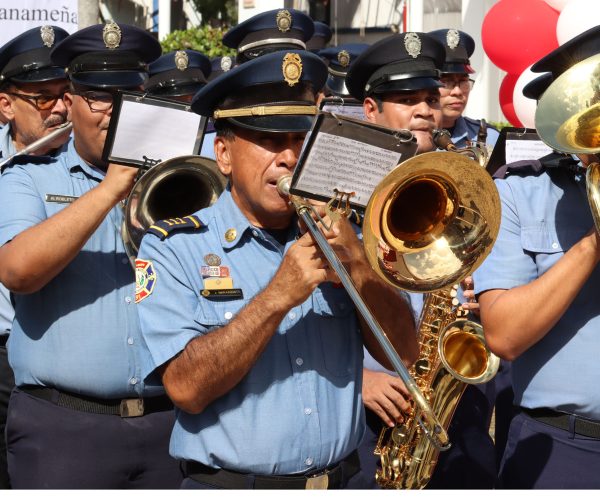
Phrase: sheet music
[
  {"left": 320, "top": 102, "right": 366, "bottom": 121},
  {"left": 505, "top": 139, "right": 552, "bottom": 164},
  {"left": 110, "top": 99, "right": 202, "bottom": 163},
  {"left": 294, "top": 131, "right": 403, "bottom": 207}
]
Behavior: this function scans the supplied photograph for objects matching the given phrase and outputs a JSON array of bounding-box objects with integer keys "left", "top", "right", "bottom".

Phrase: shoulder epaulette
[
  {"left": 493, "top": 159, "right": 544, "bottom": 179},
  {"left": 146, "top": 215, "right": 205, "bottom": 240},
  {"left": 1, "top": 153, "right": 58, "bottom": 173},
  {"left": 463, "top": 116, "right": 481, "bottom": 126}
]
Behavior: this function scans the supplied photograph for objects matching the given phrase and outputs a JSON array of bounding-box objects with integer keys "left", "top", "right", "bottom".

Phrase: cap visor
[
  {"left": 373, "top": 77, "right": 442, "bottom": 94},
  {"left": 226, "top": 114, "right": 315, "bottom": 133},
  {"left": 71, "top": 71, "right": 147, "bottom": 89},
  {"left": 11, "top": 67, "right": 67, "bottom": 83}
]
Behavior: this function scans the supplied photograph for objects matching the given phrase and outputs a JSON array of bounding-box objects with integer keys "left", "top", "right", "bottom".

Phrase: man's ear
[
  {"left": 214, "top": 135, "right": 232, "bottom": 177},
  {"left": 363, "top": 96, "right": 379, "bottom": 122},
  {"left": 63, "top": 91, "right": 74, "bottom": 122},
  {"left": 0, "top": 92, "right": 15, "bottom": 121}
]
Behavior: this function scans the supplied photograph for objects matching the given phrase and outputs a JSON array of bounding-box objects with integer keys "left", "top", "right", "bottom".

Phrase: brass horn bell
[
  {"left": 362, "top": 151, "right": 501, "bottom": 292},
  {"left": 122, "top": 155, "right": 227, "bottom": 266}
]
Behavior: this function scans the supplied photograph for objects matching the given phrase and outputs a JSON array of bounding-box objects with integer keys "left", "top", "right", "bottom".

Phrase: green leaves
[{"left": 160, "top": 25, "right": 237, "bottom": 57}]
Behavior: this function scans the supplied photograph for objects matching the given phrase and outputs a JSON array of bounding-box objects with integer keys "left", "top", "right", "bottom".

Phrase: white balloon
[
  {"left": 513, "top": 65, "right": 539, "bottom": 129},
  {"left": 557, "top": 0, "right": 600, "bottom": 44},
  {"left": 544, "top": 0, "right": 574, "bottom": 12}
]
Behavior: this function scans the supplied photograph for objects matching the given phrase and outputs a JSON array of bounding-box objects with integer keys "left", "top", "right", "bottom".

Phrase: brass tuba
[
  {"left": 362, "top": 145, "right": 501, "bottom": 489},
  {"left": 122, "top": 155, "right": 227, "bottom": 266},
  {"left": 535, "top": 51, "right": 600, "bottom": 232}
]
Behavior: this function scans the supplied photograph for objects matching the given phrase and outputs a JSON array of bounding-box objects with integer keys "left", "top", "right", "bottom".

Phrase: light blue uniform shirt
[
  {"left": 473, "top": 166, "right": 600, "bottom": 420},
  {"left": 0, "top": 125, "right": 17, "bottom": 336},
  {"left": 137, "top": 187, "right": 365, "bottom": 474},
  {"left": 449, "top": 115, "right": 499, "bottom": 149},
  {"left": 0, "top": 140, "right": 162, "bottom": 398}
]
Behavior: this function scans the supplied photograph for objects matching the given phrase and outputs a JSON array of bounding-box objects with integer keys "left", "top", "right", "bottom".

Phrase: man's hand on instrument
[{"left": 362, "top": 368, "right": 411, "bottom": 427}]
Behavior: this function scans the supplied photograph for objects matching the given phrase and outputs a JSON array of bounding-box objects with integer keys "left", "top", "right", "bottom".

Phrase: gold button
[{"left": 225, "top": 228, "right": 237, "bottom": 242}]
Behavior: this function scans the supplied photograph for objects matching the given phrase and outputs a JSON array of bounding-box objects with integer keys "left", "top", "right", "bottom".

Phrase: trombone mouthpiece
[
  {"left": 433, "top": 129, "right": 454, "bottom": 151},
  {"left": 276, "top": 175, "right": 292, "bottom": 196}
]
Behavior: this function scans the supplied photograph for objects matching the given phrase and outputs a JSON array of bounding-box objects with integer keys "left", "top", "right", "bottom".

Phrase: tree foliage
[
  {"left": 190, "top": 0, "right": 237, "bottom": 27},
  {"left": 160, "top": 25, "right": 236, "bottom": 57}
]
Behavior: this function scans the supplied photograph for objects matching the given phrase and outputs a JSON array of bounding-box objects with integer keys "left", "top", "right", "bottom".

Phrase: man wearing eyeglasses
[
  {"left": 0, "top": 22, "right": 182, "bottom": 488},
  {"left": 428, "top": 29, "right": 499, "bottom": 150},
  {"left": 0, "top": 24, "right": 72, "bottom": 490}
]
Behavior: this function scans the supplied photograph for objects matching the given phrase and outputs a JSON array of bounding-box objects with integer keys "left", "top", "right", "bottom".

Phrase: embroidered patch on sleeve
[{"left": 135, "top": 258, "right": 157, "bottom": 303}]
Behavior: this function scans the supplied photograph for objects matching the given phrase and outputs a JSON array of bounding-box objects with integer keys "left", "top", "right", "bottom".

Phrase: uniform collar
[
  {"left": 212, "top": 186, "right": 255, "bottom": 250},
  {"left": 67, "top": 139, "right": 106, "bottom": 182},
  {"left": 448, "top": 115, "right": 468, "bottom": 142}
]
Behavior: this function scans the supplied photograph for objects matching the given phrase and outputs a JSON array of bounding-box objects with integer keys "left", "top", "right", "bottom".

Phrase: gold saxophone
[
  {"left": 374, "top": 286, "right": 499, "bottom": 489},
  {"left": 363, "top": 130, "right": 501, "bottom": 489}
]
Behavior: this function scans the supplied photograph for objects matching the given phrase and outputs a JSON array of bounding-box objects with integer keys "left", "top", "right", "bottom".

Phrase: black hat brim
[
  {"left": 441, "top": 62, "right": 475, "bottom": 74},
  {"left": 10, "top": 66, "right": 67, "bottom": 83},
  {"left": 372, "top": 77, "right": 442, "bottom": 95},
  {"left": 226, "top": 114, "right": 315, "bottom": 133},
  {"left": 71, "top": 70, "right": 148, "bottom": 89},
  {"left": 325, "top": 74, "right": 350, "bottom": 97}
]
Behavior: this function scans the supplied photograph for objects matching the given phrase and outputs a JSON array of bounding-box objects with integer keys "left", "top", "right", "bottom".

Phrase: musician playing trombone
[
  {"left": 134, "top": 49, "right": 418, "bottom": 489},
  {"left": 474, "top": 26, "right": 600, "bottom": 489},
  {"left": 345, "top": 31, "right": 497, "bottom": 488},
  {"left": 0, "top": 23, "right": 182, "bottom": 488},
  {"left": 0, "top": 25, "right": 71, "bottom": 489}
]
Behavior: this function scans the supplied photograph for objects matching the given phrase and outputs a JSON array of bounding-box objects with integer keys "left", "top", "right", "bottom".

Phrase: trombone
[{"left": 277, "top": 132, "right": 501, "bottom": 451}]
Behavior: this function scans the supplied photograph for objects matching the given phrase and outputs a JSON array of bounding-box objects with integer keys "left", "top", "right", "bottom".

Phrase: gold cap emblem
[
  {"left": 220, "top": 56, "right": 232, "bottom": 72},
  {"left": 282, "top": 53, "right": 302, "bottom": 87},
  {"left": 337, "top": 50, "right": 350, "bottom": 68},
  {"left": 446, "top": 29, "right": 460, "bottom": 50},
  {"left": 103, "top": 21, "right": 121, "bottom": 49},
  {"left": 40, "top": 26, "right": 55, "bottom": 48},
  {"left": 404, "top": 32, "right": 422, "bottom": 59},
  {"left": 225, "top": 228, "right": 237, "bottom": 242},
  {"left": 174, "top": 50, "right": 189, "bottom": 71},
  {"left": 276, "top": 10, "right": 292, "bottom": 32}
]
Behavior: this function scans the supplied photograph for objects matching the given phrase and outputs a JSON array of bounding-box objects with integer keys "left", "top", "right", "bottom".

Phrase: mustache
[{"left": 43, "top": 114, "right": 68, "bottom": 128}]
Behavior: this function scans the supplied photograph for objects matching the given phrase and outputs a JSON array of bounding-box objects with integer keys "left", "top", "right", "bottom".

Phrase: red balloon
[
  {"left": 499, "top": 73, "right": 523, "bottom": 127},
  {"left": 482, "top": 0, "right": 559, "bottom": 74}
]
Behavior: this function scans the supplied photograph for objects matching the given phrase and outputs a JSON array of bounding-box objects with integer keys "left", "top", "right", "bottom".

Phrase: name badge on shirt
[
  {"left": 45, "top": 194, "right": 79, "bottom": 204},
  {"left": 201, "top": 276, "right": 243, "bottom": 299}
]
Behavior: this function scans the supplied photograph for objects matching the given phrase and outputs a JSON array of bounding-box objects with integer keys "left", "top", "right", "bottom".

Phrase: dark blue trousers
[
  {"left": 0, "top": 344, "right": 14, "bottom": 489},
  {"left": 498, "top": 410, "right": 600, "bottom": 489},
  {"left": 6, "top": 388, "right": 182, "bottom": 489}
]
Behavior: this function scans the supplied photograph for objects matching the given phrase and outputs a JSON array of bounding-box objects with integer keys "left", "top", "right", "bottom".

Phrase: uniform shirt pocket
[
  {"left": 520, "top": 226, "right": 565, "bottom": 254},
  {"left": 194, "top": 298, "right": 250, "bottom": 330}
]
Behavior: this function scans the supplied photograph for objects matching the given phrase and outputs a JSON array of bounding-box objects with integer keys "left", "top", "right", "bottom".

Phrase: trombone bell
[{"left": 363, "top": 151, "right": 501, "bottom": 292}]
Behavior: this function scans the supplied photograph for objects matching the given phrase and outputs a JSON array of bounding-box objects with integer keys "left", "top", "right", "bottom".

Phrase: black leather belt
[
  {"left": 521, "top": 407, "right": 600, "bottom": 439},
  {"left": 184, "top": 450, "right": 360, "bottom": 489},
  {"left": 19, "top": 385, "right": 173, "bottom": 418}
]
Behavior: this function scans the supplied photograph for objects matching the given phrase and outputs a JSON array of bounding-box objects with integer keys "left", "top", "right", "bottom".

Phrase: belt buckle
[
  {"left": 305, "top": 471, "right": 329, "bottom": 490},
  {"left": 120, "top": 398, "right": 144, "bottom": 417}
]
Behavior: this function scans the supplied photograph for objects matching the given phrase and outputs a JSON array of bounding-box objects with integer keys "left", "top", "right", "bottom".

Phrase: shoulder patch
[
  {"left": 146, "top": 215, "right": 204, "bottom": 240},
  {"left": 135, "top": 258, "right": 156, "bottom": 303}
]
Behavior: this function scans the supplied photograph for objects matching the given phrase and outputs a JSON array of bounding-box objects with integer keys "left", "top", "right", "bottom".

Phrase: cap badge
[
  {"left": 220, "top": 56, "right": 232, "bottom": 72},
  {"left": 103, "top": 21, "right": 122, "bottom": 49},
  {"left": 337, "top": 50, "right": 350, "bottom": 68},
  {"left": 282, "top": 53, "right": 302, "bottom": 86},
  {"left": 276, "top": 10, "right": 293, "bottom": 32},
  {"left": 446, "top": 29, "right": 460, "bottom": 50},
  {"left": 175, "top": 50, "right": 189, "bottom": 71},
  {"left": 404, "top": 32, "right": 422, "bottom": 59},
  {"left": 40, "top": 26, "right": 55, "bottom": 48}
]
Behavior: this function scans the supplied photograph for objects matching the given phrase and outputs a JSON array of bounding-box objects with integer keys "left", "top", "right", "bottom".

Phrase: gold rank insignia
[
  {"left": 282, "top": 53, "right": 302, "bottom": 87},
  {"left": 175, "top": 50, "right": 189, "bottom": 71},
  {"left": 40, "top": 26, "right": 55, "bottom": 48},
  {"left": 276, "top": 10, "right": 292, "bottom": 32},
  {"left": 446, "top": 29, "right": 460, "bottom": 50},
  {"left": 103, "top": 21, "right": 122, "bottom": 49},
  {"left": 337, "top": 50, "right": 350, "bottom": 68},
  {"left": 404, "top": 32, "right": 421, "bottom": 59},
  {"left": 221, "top": 56, "right": 232, "bottom": 72},
  {"left": 135, "top": 259, "right": 156, "bottom": 303}
]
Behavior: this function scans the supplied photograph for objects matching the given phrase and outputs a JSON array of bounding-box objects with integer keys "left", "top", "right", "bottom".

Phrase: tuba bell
[
  {"left": 122, "top": 155, "right": 227, "bottom": 266},
  {"left": 535, "top": 51, "right": 600, "bottom": 232}
]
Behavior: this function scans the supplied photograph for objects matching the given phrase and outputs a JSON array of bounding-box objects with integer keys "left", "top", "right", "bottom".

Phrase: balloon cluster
[{"left": 482, "top": 0, "right": 599, "bottom": 127}]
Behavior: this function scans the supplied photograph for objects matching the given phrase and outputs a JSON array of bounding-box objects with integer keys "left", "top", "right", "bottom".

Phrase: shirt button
[
  {"left": 295, "top": 357, "right": 303, "bottom": 366},
  {"left": 252, "top": 230, "right": 259, "bottom": 237},
  {"left": 224, "top": 311, "right": 233, "bottom": 320},
  {"left": 127, "top": 337, "right": 134, "bottom": 345},
  {"left": 304, "top": 407, "right": 312, "bottom": 415},
  {"left": 305, "top": 458, "right": 313, "bottom": 466},
  {"left": 121, "top": 257, "right": 129, "bottom": 265},
  {"left": 289, "top": 311, "right": 296, "bottom": 320},
  {"left": 130, "top": 377, "right": 138, "bottom": 385},
  {"left": 552, "top": 242, "right": 559, "bottom": 249},
  {"left": 125, "top": 296, "right": 132, "bottom": 304}
]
